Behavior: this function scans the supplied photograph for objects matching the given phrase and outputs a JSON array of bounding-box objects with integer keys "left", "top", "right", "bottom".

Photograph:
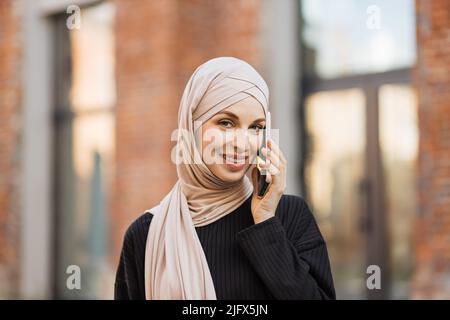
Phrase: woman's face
[{"left": 197, "top": 97, "right": 266, "bottom": 183}]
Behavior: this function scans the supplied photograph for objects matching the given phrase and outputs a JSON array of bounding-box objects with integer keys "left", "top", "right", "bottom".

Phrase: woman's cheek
[{"left": 202, "top": 126, "right": 226, "bottom": 164}]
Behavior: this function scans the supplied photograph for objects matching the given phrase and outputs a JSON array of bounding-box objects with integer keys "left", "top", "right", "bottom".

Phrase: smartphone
[{"left": 257, "top": 111, "right": 271, "bottom": 198}]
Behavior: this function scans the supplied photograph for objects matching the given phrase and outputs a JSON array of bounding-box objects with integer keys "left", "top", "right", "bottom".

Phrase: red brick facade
[
  {"left": 412, "top": 0, "right": 450, "bottom": 299},
  {"left": 1, "top": 0, "right": 450, "bottom": 299},
  {"left": 0, "top": 0, "right": 22, "bottom": 297},
  {"left": 113, "top": 0, "right": 263, "bottom": 262}
]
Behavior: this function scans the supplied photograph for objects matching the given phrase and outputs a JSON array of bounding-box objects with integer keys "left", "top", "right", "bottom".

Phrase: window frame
[{"left": 299, "top": 5, "right": 414, "bottom": 298}]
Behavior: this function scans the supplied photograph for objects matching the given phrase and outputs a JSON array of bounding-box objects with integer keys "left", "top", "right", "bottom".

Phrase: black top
[{"left": 114, "top": 194, "right": 336, "bottom": 300}]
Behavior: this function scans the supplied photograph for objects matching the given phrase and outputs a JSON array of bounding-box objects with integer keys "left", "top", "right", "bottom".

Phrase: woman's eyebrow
[
  {"left": 217, "top": 111, "right": 266, "bottom": 124},
  {"left": 216, "top": 110, "right": 239, "bottom": 119}
]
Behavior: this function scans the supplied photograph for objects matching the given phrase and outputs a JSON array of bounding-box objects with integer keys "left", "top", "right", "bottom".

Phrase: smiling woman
[
  {"left": 114, "top": 57, "right": 335, "bottom": 300},
  {"left": 197, "top": 100, "right": 265, "bottom": 182}
]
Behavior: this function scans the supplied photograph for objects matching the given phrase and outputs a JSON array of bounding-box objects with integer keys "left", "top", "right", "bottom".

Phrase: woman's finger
[
  {"left": 265, "top": 142, "right": 286, "bottom": 192},
  {"left": 257, "top": 157, "right": 279, "bottom": 175},
  {"left": 262, "top": 146, "right": 280, "bottom": 168},
  {"left": 267, "top": 139, "right": 287, "bottom": 164},
  {"left": 266, "top": 162, "right": 280, "bottom": 177}
]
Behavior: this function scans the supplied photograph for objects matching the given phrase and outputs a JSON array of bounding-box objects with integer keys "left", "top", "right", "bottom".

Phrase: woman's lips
[
  {"left": 220, "top": 153, "right": 247, "bottom": 163},
  {"left": 220, "top": 153, "right": 248, "bottom": 171}
]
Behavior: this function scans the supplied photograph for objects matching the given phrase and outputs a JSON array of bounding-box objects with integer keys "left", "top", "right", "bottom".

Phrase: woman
[{"left": 114, "top": 57, "right": 335, "bottom": 300}]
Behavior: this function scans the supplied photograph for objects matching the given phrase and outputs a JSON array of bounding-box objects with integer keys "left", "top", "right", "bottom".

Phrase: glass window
[
  {"left": 305, "top": 89, "right": 367, "bottom": 299},
  {"left": 54, "top": 2, "right": 116, "bottom": 299},
  {"left": 301, "top": 0, "right": 417, "bottom": 78},
  {"left": 379, "top": 84, "right": 418, "bottom": 299}
]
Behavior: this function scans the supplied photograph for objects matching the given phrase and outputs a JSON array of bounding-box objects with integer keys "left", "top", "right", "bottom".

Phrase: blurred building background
[{"left": 0, "top": 0, "right": 449, "bottom": 299}]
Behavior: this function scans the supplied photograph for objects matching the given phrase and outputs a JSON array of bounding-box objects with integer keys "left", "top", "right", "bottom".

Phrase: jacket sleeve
[
  {"left": 114, "top": 214, "right": 151, "bottom": 300},
  {"left": 237, "top": 196, "right": 336, "bottom": 300},
  {"left": 114, "top": 242, "right": 130, "bottom": 299},
  {"left": 114, "top": 227, "right": 137, "bottom": 299}
]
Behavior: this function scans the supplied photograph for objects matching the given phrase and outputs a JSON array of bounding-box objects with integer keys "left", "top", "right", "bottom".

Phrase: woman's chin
[{"left": 216, "top": 163, "right": 250, "bottom": 182}]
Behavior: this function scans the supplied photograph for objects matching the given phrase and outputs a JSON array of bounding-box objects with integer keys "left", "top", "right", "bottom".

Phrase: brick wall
[
  {"left": 112, "top": 0, "right": 263, "bottom": 263},
  {"left": 5, "top": 0, "right": 446, "bottom": 299},
  {"left": 0, "top": 0, "right": 22, "bottom": 298},
  {"left": 413, "top": 0, "right": 450, "bottom": 299}
]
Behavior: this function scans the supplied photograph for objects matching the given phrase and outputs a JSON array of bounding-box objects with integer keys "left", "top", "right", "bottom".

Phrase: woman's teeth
[{"left": 222, "top": 154, "right": 246, "bottom": 163}]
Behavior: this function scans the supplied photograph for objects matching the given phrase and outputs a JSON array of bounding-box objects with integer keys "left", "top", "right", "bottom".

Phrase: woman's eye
[
  {"left": 218, "top": 120, "right": 233, "bottom": 128},
  {"left": 250, "top": 125, "right": 264, "bottom": 134}
]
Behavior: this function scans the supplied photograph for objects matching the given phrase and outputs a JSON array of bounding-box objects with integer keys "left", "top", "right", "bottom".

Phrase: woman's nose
[{"left": 229, "top": 128, "right": 248, "bottom": 153}]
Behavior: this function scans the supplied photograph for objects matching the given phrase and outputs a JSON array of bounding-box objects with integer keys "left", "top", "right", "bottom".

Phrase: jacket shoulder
[
  {"left": 277, "top": 194, "right": 309, "bottom": 218},
  {"left": 123, "top": 211, "right": 154, "bottom": 248},
  {"left": 277, "top": 194, "right": 323, "bottom": 240}
]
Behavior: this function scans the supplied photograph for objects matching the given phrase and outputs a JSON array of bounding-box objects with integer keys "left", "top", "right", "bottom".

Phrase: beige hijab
[{"left": 144, "top": 57, "right": 269, "bottom": 299}]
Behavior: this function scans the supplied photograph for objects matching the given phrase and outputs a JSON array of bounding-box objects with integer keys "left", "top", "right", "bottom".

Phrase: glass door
[
  {"left": 52, "top": 2, "right": 116, "bottom": 299},
  {"left": 304, "top": 89, "right": 367, "bottom": 299},
  {"left": 300, "top": 0, "right": 418, "bottom": 299}
]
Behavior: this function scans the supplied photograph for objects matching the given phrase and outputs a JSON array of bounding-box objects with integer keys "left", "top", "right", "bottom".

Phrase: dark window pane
[{"left": 54, "top": 2, "right": 116, "bottom": 299}]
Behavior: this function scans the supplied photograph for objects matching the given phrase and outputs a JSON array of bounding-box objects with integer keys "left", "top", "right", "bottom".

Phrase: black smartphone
[{"left": 257, "top": 112, "right": 271, "bottom": 198}]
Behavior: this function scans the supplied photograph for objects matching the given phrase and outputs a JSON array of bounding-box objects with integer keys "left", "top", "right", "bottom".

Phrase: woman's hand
[{"left": 250, "top": 139, "right": 287, "bottom": 224}]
